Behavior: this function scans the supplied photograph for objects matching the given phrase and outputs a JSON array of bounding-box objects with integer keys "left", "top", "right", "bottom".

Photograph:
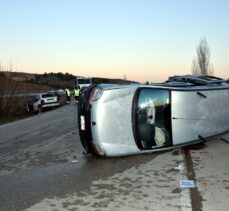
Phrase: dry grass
[
  {"left": 0, "top": 94, "right": 66, "bottom": 125},
  {"left": 0, "top": 75, "right": 66, "bottom": 124}
]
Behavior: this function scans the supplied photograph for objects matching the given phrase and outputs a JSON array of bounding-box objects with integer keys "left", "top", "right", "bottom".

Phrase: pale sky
[{"left": 0, "top": 0, "right": 228, "bottom": 83}]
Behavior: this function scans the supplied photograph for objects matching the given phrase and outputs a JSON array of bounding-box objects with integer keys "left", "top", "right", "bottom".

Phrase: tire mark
[{"left": 183, "top": 145, "right": 204, "bottom": 211}]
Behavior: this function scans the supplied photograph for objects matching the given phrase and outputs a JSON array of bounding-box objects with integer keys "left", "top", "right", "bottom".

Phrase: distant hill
[
  {"left": 2, "top": 71, "right": 76, "bottom": 89},
  {"left": 1, "top": 71, "right": 139, "bottom": 89},
  {"left": 0, "top": 74, "right": 50, "bottom": 94},
  {"left": 2, "top": 71, "right": 37, "bottom": 81},
  {"left": 91, "top": 77, "right": 138, "bottom": 84},
  {"left": 28, "top": 72, "right": 76, "bottom": 89}
]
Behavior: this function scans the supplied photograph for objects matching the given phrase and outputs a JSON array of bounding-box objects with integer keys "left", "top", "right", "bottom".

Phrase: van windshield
[{"left": 135, "top": 89, "right": 171, "bottom": 149}]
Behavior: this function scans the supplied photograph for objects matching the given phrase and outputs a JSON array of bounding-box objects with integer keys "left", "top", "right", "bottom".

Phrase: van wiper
[
  {"left": 172, "top": 117, "right": 205, "bottom": 120},
  {"left": 197, "top": 92, "right": 207, "bottom": 98},
  {"left": 198, "top": 135, "right": 207, "bottom": 142}
]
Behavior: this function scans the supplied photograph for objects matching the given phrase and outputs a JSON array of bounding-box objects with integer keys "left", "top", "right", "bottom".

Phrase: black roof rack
[
  {"left": 166, "top": 75, "right": 225, "bottom": 86},
  {"left": 157, "top": 81, "right": 193, "bottom": 87}
]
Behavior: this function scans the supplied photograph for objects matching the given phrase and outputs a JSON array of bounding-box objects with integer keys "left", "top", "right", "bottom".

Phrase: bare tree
[
  {"left": 192, "top": 38, "right": 214, "bottom": 76},
  {"left": 0, "top": 63, "right": 20, "bottom": 117}
]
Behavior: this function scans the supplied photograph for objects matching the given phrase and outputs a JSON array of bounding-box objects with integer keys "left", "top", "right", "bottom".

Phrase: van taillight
[
  {"left": 41, "top": 100, "right": 45, "bottom": 105},
  {"left": 91, "top": 142, "right": 105, "bottom": 156}
]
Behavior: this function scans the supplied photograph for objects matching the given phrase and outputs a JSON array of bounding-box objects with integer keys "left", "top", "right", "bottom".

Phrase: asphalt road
[{"left": 0, "top": 103, "right": 228, "bottom": 211}]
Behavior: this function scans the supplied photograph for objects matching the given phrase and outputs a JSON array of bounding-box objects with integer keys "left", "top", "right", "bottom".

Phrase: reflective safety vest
[
  {"left": 74, "top": 89, "right": 80, "bottom": 97},
  {"left": 65, "top": 89, "right": 71, "bottom": 97}
]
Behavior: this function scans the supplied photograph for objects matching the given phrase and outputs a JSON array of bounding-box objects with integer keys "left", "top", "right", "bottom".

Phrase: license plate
[{"left": 80, "top": 116, "right": 85, "bottom": 130}]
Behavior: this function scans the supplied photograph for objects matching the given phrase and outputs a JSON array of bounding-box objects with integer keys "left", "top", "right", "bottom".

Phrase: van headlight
[{"left": 89, "top": 87, "right": 103, "bottom": 105}]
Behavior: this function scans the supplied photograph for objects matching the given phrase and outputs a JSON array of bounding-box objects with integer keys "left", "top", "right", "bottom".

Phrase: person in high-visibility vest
[
  {"left": 74, "top": 87, "right": 80, "bottom": 102},
  {"left": 65, "top": 88, "right": 71, "bottom": 104}
]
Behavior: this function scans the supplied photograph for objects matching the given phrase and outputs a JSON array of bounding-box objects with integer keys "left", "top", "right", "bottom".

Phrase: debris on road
[
  {"left": 69, "top": 154, "right": 79, "bottom": 163},
  {"left": 70, "top": 160, "right": 79, "bottom": 163},
  {"left": 179, "top": 180, "right": 196, "bottom": 188},
  {"left": 82, "top": 151, "right": 90, "bottom": 156},
  {"left": 174, "top": 163, "right": 184, "bottom": 171}
]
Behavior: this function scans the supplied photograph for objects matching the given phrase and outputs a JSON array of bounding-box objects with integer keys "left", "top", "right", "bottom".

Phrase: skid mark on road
[
  {"left": 183, "top": 144, "right": 204, "bottom": 211},
  {"left": 27, "top": 150, "right": 192, "bottom": 211}
]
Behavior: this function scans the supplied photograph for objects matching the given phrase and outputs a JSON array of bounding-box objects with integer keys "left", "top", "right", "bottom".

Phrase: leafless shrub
[{"left": 0, "top": 74, "right": 21, "bottom": 117}]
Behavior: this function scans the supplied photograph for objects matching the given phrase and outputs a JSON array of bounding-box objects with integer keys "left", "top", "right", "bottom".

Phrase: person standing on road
[
  {"left": 74, "top": 86, "right": 80, "bottom": 102},
  {"left": 65, "top": 88, "right": 71, "bottom": 104}
]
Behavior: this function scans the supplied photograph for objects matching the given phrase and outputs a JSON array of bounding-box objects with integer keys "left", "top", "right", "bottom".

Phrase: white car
[{"left": 27, "top": 93, "right": 59, "bottom": 113}]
